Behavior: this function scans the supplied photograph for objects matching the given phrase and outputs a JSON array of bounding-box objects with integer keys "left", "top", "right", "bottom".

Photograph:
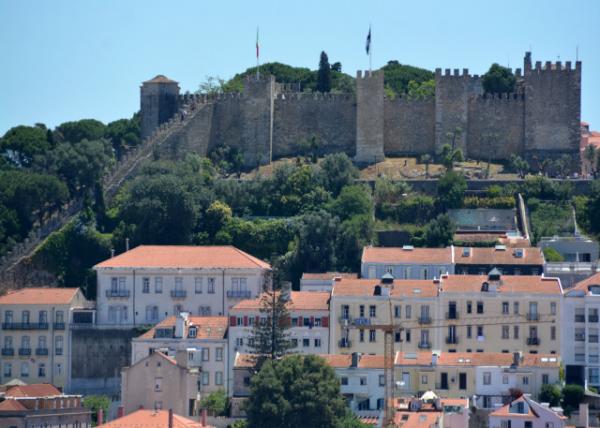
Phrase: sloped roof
[
  {"left": 0, "top": 287, "right": 79, "bottom": 305},
  {"left": 231, "top": 291, "right": 330, "bottom": 311},
  {"left": 454, "top": 246, "right": 544, "bottom": 266},
  {"left": 0, "top": 399, "right": 27, "bottom": 411},
  {"left": 101, "top": 409, "right": 209, "bottom": 428},
  {"left": 394, "top": 411, "right": 442, "bottom": 428},
  {"left": 143, "top": 75, "right": 178, "bottom": 84},
  {"left": 137, "top": 316, "right": 228, "bottom": 340},
  {"left": 566, "top": 272, "right": 600, "bottom": 296},
  {"left": 362, "top": 246, "right": 452, "bottom": 264},
  {"left": 94, "top": 245, "right": 271, "bottom": 269},
  {"left": 440, "top": 275, "right": 562, "bottom": 295},
  {"left": 319, "top": 354, "right": 385, "bottom": 369},
  {"left": 489, "top": 395, "right": 537, "bottom": 419},
  {"left": 331, "top": 278, "right": 439, "bottom": 298},
  {"left": 5, "top": 383, "right": 62, "bottom": 398}
]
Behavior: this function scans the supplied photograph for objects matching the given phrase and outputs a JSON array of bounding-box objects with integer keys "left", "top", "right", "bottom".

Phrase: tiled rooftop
[
  {"left": 0, "top": 287, "right": 80, "bottom": 305},
  {"left": 232, "top": 291, "right": 330, "bottom": 311}
]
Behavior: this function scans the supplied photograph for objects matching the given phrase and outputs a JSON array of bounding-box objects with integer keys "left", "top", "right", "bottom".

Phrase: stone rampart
[{"left": 384, "top": 96, "right": 435, "bottom": 156}]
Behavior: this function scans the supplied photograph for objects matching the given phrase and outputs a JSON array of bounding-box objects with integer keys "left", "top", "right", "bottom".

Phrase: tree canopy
[
  {"left": 317, "top": 51, "right": 332, "bottom": 93},
  {"left": 482, "top": 63, "right": 516, "bottom": 95},
  {"left": 382, "top": 61, "right": 435, "bottom": 97}
]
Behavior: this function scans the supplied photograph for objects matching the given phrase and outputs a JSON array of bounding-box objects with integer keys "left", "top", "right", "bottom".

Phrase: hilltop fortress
[{"left": 140, "top": 52, "right": 581, "bottom": 169}]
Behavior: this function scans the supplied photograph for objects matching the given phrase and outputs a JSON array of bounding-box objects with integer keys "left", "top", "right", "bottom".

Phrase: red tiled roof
[
  {"left": 231, "top": 291, "right": 330, "bottom": 311},
  {"left": 394, "top": 411, "right": 442, "bottom": 428},
  {"left": 319, "top": 354, "right": 385, "bottom": 369},
  {"left": 143, "top": 75, "right": 178, "bottom": 84},
  {"left": 0, "top": 399, "right": 27, "bottom": 411},
  {"left": 0, "top": 288, "right": 79, "bottom": 305},
  {"left": 454, "top": 246, "right": 544, "bottom": 265},
  {"left": 440, "top": 275, "right": 562, "bottom": 295},
  {"left": 566, "top": 272, "right": 600, "bottom": 296},
  {"left": 362, "top": 246, "right": 452, "bottom": 264},
  {"left": 394, "top": 351, "right": 560, "bottom": 368},
  {"left": 138, "top": 316, "right": 228, "bottom": 340},
  {"left": 100, "top": 409, "right": 208, "bottom": 427},
  {"left": 6, "top": 384, "right": 62, "bottom": 398},
  {"left": 94, "top": 245, "right": 271, "bottom": 269},
  {"left": 489, "top": 396, "right": 537, "bottom": 419},
  {"left": 332, "top": 278, "right": 439, "bottom": 298}
]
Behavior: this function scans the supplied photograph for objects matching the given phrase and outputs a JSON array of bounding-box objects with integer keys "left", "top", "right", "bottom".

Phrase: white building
[
  {"left": 562, "top": 272, "right": 600, "bottom": 389},
  {"left": 93, "top": 245, "right": 271, "bottom": 325},
  {"left": 488, "top": 394, "right": 567, "bottom": 428},
  {"left": 300, "top": 272, "right": 357, "bottom": 292},
  {"left": 131, "top": 313, "right": 229, "bottom": 395}
]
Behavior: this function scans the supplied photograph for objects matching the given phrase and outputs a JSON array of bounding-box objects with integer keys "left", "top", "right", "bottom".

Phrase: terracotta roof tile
[
  {"left": 138, "top": 316, "right": 228, "bottom": 340},
  {"left": 0, "top": 288, "right": 79, "bottom": 305},
  {"left": 332, "top": 278, "right": 439, "bottom": 298},
  {"left": 394, "top": 411, "right": 442, "bottom": 427},
  {"left": 440, "top": 275, "right": 562, "bottom": 295},
  {"left": 318, "top": 354, "right": 385, "bottom": 369},
  {"left": 6, "top": 384, "right": 62, "bottom": 398},
  {"left": 231, "top": 291, "right": 330, "bottom": 311},
  {"left": 567, "top": 272, "right": 600, "bottom": 295},
  {"left": 454, "top": 246, "right": 544, "bottom": 265},
  {"left": 143, "top": 75, "right": 178, "bottom": 84},
  {"left": 362, "top": 246, "right": 452, "bottom": 264},
  {"left": 101, "top": 409, "right": 209, "bottom": 427},
  {"left": 234, "top": 353, "right": 256, "bottom": 368},
  {"left": 395, "top": 351, "right": 560, "bottom": 368},
  {"left": 94, "top": 245, "right": 271, "bottom": 270},
  {"left": 0, "top": 399, "right": 27, "bottom": 411},
  {"left": 489, "top": 396, "right": 537, "bottom": 419}
]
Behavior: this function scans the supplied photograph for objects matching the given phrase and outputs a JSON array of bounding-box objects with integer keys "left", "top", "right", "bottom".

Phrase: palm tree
[{"left": 420, "top": 154, "right": 432, "bottom": 178}]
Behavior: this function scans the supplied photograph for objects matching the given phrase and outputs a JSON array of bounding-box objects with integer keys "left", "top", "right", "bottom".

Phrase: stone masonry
[{"left": 140, "top": 52, "right": 582, "bottom": 170}]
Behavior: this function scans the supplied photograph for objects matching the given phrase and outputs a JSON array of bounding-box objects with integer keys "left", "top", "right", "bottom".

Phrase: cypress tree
[{"left": 316, "top": 51, "right": 331, "bottom": 93}]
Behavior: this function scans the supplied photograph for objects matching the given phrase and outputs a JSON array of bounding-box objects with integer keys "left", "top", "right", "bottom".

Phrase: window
[
  {"left": 155, "top": 277, "right": 163, "bottom": 293},
  {"left": 483, "top": 372, "right": 491, "bottom": 385},
  {"left": 22, "top": 310, "right": 30, "bottom": 324},
  {"left": 21, "top": 335, "right": 30, "bottom": 349},
  {"left": 202, "top": 348, "right": 210, "bottom": 361},
  {"left": 394, "top": 332, "right": 401, "bottom": 343},
  {"left": 529, "top": 326, "right": 538, "bottom": 339},
  {"left": 542, "top": 374, "right": 549, "bottom": 385},
  {"left": 236, "top": 316, "right": 243, "bottom": 326},
  {"left": 188, "top": 327, "right": 197, "bottom": 338},
  {"left": 55, "top": 336, "right": 63, "bottom": 355},
  {"left": 502, "top": 302, "right": 509, "bottom": 314},
  {"left": 514, "top": 326, "right": 519, "bottom": 339},
  {"left": 514, "top": 302, "right": 520, "bottom": 314},
  {"left": 3, "top": 362, "right": 11, "bottom": 377},
  {"left": 477, "top": 301, "right": 484, "bottom": 314},
  {"left": 466, "top": 325, "right": 472, "bottom": 338},
  {"left": 55, "top": 363, "right": 62, "bottom": 376},
  {"left": 199, "top": 306, "right": 211, "bottom": 316},
  {"left": 501, "top": 421, "right": 512, "bottom": 428},
  {"left": 202, "top": 372, "right": 210, "bottom": 385},
  {"left": 39, "top": 310, "right": 47, "bottom": 324},
  {"left": 314, "top": 317, "right": 322, "bottom": 327},
  {"left": 502, "top": 375, "right": 509, "bottom": 384},
  {"left": 359, "top": 330, "right": 365, "bottom": 342},
  {"left": 215, "top": 371, "right": 223, "bottom": 385},
  {"left": 216, "top": 348, "right": 223, "bottom": 362},
  {"left": 374, "top": 375, "right": 384, "bottom": 386},
  {"left": 302, "top": 338, "right": 309, "bottom": 347},
  {"left": 342, "top": 305, "right": 350, "bottom": 319},
  {"left": 291, "top": 338, "right": 298, "bottom": 348},
  {"left": 477, "top": 326, "right": 484, "bottom": 338},
  {"left": 423, "top": 268, "right": 428, "bottom": 279},
  {"left": 502, "top": 325, "right": 509, "bottom": 339},
  {"left": 386, "top": 265, "right": 393, "bottom": 274},
  {"left": 551, "top": 326, "right": 556, "bottom": 340},
  {"left": 405, "top": 305, "right": 411, "bottom": 319},
  {"left": 21, "top": 362, "right": 29, "bottom": 377},
  {"left": 195, "top": 277, "right": 203, "bottom": 294},
  {"left": 207, "top": 278, "right": 216, "bottom": 294},
  {"left": 523, "top": 376, "right": 529, "bottom": 385},
  {"left": 4, "top": 310, "right": 13, "bottom": 323},
  {"left": 394, "top": 305, "right": 401, "bottom": 318},
  {"left": 38, "top": 336, "right": 47, "bottom": 349},
  {"left": 145, "top": 305, "right": 159, "bottom": 323},
  {"left": 154, "top": 401, "right": 163, "bottom": 410},
  {"left": 303, "top": 317, "right": 311, "bottom": 327},
  {"left": 369, "top": 305, "right": 376, "bottom": 318},
  {"left": 142, "top": 277, "right": 150, "bottom": 293},
  {"left": 359, "top": 305, "right": 365, "bottom": 317},
  {"left": 155, "top": 377, "right": 162, "bottom": 391},
  {"left": 314, "top": 338, "right": 321, "bottom": 347},
  {"left": 369, "top": 330, "right": 376, "bottom": 342},
  {"left": 405, "top": 329, "right": 411, "bottom": 342},
  {"left": 4, "top": 336, "right": 12, "bottom": 349},
  {"left": 467, "top": 301, "right": 472, "bottom": 314},
  {"left": 341, "top": 377, "right": 348, "bottom": 386},
  {"left": 421, "top": 375, "right": 428, "bottom": 384},
  {"left": 550, "top": 302, "right": 556, "bottom": 315}
]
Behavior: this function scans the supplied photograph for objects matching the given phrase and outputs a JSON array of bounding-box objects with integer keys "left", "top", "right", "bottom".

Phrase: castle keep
[{"left": 140, "top": 52, "right": 581, "bottom": 169}]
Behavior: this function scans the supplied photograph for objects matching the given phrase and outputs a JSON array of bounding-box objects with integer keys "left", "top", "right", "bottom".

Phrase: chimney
[
  {"left": 201, "top": 408, "right": 208, "bottom": 427},
  {"left": 125, "top": 238, "right": 130, "bottom": 252},
  {"left": 117, "top": 406, "right": 124, "bottom": 418},
  {"left": 351, "top": 352, "right": 361, "bottom": 368},
  {"left": 432, "top": 353, "right": 438, "bottom": 366},
  {"left": 174, "top": 312, "right": 188, "bottom": 338},
  {"left": 110, "top": 249, "right": 115, "bottom": 258},
  {"left": 168, "top": 409, "right": 174, "bottom": 428},
  {"left": 579, "top": 403, "right": 589, "bottom": 428},
  {"left": 97, "top": 408, "right": 104, "bottom": 426}
]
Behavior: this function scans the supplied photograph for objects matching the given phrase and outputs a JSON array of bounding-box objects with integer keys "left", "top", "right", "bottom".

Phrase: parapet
[
  {"left": 531, "top": 60, "right": 581, "bottom": 73},
  {"left": 435, "top": 67, "right": 477, "bottom": 80},
  {"left": 356, "top": 70, "right": 383, "bottom": 80}
]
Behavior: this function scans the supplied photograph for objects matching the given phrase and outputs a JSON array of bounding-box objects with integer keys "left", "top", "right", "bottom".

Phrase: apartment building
[
  {"left": 93, "top": 245, "right": 271, "bottom": 325},
  {"left": 121, "top": 350, "right": 201, "bottom": 418},
  {"left": 488, "top": 395, "right": 567, "bottom": 428},
  {"left": 562, "top": 272, "right": 600, "bottom": 389},
  {"left": 454, "top": 246, "right": 544, "bottom": 275},
  {"left": 0, "top": 288, "right": 93, "bottom": 389},
  {"left": 131, "top": 313, "right": 228, "bottom": 394},
  {"left": 393, "top": 396, "right": 469, "bottom": 428},
  {"left": 300, "top": 272, "right": 357, "bottom": 292},
  {"left": 330, "top": 272, "right": 562, "bottom": 355},
  {"left": 0, "top": 383, "right": 91, "bottom": 427}
]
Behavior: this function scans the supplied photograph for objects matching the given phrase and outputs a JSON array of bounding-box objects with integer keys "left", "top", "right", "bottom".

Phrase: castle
[{"left": 140, "top": 52, "right": 581, "bottom": 169}]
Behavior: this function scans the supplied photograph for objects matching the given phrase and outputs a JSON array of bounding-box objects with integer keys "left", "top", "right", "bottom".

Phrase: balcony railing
[
  {"left": 18, "top": 348, "right": 32, "bottom": 356},
  {"left": 105, "top": 289, "right": 130, "bottom": 298},
  {"left": 446, "top": 336, "right": 459, "bottom": 344},
  {"left": 35, "top": 348, "right": 49, "bottom": 356},
  {"left": 55, "top": 348, "right": 63, "bottom": 356},
  {"left": 1, "top": 348, "right": 14, "bottom": 356},
  {"left": 170, "top": 290, "right": 187, "bottom": 298},
  {"left": 1, "top": 322, "right": 49, "bottom": 330},
  {"left": 527, "top": 337, "right": 540, "bottom": 346},
  {"left": 418, "top": 316, "right": 432, "bottom": 325},
  {"left": 526, "top": 313, "right": 540, "bottom": 321},
  {"left": 589, "top": 315, "right": 599, "bottom": 323},
  {"left": 339, "top": 339, "right": 352, "bottom": 348},
  {"left": 227, "top": 290, "right": 252, "bottom": 299},
  {"left": 446, "top": 311, "right": 459, "bottom": 320},
  {"left": 590, "top": 335, "right": 599, "bottom": 344},
  {"left": 575, "top": 334, "right": 586, "bottom": 342},
  {"left": 53, "top": 322, "right": 65, "bottom": 330},
  {"left": 339, "top": 315, "right": 352, "bottom": 324},
  {"left": 418, "top": 341, "right": 431, "bottom": 349}
]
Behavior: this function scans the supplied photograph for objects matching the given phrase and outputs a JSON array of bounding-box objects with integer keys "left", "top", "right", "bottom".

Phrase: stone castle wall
[{"left": 141, "top": 52, "right": 582, "bottom": 170}]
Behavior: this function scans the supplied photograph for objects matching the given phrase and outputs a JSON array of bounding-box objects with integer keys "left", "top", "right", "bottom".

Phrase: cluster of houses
[{"left": 1, "top": 241, "right": 600, "bottom": 427}]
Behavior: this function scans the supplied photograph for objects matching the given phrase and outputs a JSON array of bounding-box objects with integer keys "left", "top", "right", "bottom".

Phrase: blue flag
[{"left": 366, "top": 27, "right": 371, "bottom": 55}]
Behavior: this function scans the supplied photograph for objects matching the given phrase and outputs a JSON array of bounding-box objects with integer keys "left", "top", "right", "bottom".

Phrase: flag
[
  {"left": 365, "top": 26, "right": 371, "bottom": 55},
  {"left": 256, "top": 27, "right": 259, "bottom": 59}
]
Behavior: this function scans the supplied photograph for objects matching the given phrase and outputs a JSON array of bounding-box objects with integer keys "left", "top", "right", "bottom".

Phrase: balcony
[
  {"left": 105, "top": 289, "right": 130, "bottom": 298},
  {"left": 446, "top": 311, "right": 459, "bottom": 320},
  {"left": 1, "top": 322, "right": 49, "bottom": 330},
  {"left": 170, "top": 290, "right": 187, "bottom": 298},
  {"left": 590, "top": 335, "right": 599, "bottom": 344},
  {"left": 590, "top": 315, "right": 599, "bottom": 323},
  {"left": 18, "top": 348, "right": 32, "bottom": 356},
  {"left": 55, "top": 348, "right": 63, "bottom": 356},
  {"left": 418, "top": 316, "right": 432, "bottom": 325},
  {"left": 526, "top": 313, "right": 540, "bottom": 321},
  {"left": 575, "top": 315, "right": 586, "bottom": 323},
  {"left": 227, "top": 290, "right": 252, "bottom": 299},
  {"left": 339, "top": 315, "right": 352, "bottom": 324},
  {"left": 446, "top": 336, "right": 459, "bottom": 344},
  {"left": 527, "top": 337, "right": 540, "bottom": 346},
  {"left": 1, "top": 348, "right": 14, "bottom": 356},
  {"left": 418, "top": 341, "right": 431, "bottom": 349},
  {"left": 53, "top": 322, "right": 65, "bottom": 330},
  {"left": 339, "top": 339, "right": 352, "bottom": 348},
  {"left": 35, "top": 348, "right": 49, "bottom": 356},
  {"left": 575, "top": 334, "right": 586, "bottom": 342}
]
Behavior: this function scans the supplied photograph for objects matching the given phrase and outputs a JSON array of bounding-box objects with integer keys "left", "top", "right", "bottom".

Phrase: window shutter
[
  {"left": 255, "top": 316, "right": 260, "bottom": 325},
  {"left": 229, "top": 316, "right": 236, "bottom": 327},
  {"left": 243, "top": 316, "right": 248, "bottom": 326},
  {"left": 297, "top": 317, "right": 303, "bottom": 327},
  {"left": 322, "top": 317, "right": 329, "bottom": 327}
]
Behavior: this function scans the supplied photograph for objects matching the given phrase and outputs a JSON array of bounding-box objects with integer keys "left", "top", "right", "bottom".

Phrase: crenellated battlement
[
  {"left": 275, "top": 92, "right": 354, "bottom": 101},
  {"left": 472, "top": 92, "right": 525, "bottom": 101},
  {"left": 531, "top": 60, "right": 582, "bottom": 72},
  {"left": 356, "top": 70, "right": 384, "bottom": 79}
]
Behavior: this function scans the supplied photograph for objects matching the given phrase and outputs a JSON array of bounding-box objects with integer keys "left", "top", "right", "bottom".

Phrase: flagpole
[
  {"left": 369, "top": 24, "right": 372, "bottom": 72},
  {"left": 256, "top": 27, "right": 260, "bottom": 80}
]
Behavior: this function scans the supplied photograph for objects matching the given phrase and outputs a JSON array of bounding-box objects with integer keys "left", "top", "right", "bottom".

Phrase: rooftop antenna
[{"left": 576, "top": 45, "right": 579, "bottom": 61}]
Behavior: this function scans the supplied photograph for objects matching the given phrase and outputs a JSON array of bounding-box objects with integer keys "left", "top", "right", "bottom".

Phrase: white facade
[
  {"left": 489, "top": 395, "right": 566, "bottom": 428},
  {"left": 335, "top": 364, "right": 385, "bottom": 415}
]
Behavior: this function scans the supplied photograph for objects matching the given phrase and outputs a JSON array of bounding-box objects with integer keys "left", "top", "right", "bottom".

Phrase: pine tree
[{"left": 316, "top": 51, "right": 331, "bottom": 93}]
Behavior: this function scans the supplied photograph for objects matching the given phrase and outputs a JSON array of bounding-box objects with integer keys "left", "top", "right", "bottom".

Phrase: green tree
[
  {"left": 1, "top": 125, "right": 51, "bottom": 166},
  {"left": 82, "top": 394, "right": 110, "bottom": 425},
  {"left": 245, "top": 355, "right": 350, "bottom": 428},
  {"left": 292, "top": 210, "right": 340, "bottom": 273},
  {"left": 482, "top": 63, "right": 516, "bottom": 94},
  {"left": 317, "top": 51, "right": 332, "bottom": 93},
  {"left": 561, "top": 384, "right": 585, "bottom": 416},
  {"left": 336, "top": 214, "right": 374, "bottom": 271},
  {"left": 543, "top": 247, "right": 564, "bottom": 262},
  {"left": 203, "top": 200, "right": 232, "bottom": 239},
  {"left": 407, "top": 79, "right": 435, "bottom": 100},
  {"left": 420, "top": 154, "right": 432, "bottom": 178},
  {"left": 55, "top": 119, "right": 106, "bottom": 143},
  {"left": 587, "top": 180, "right": 600, "bottom": 235},
  {"left": 424, "top": 214, "right": 456, "bottom": 247},
  {"left": 249, "top": 285, "right": 293, "bottom": 364},
  {"left": 440, "top": 143, "right": 463, "bottom": 171},
  {"left": 382, "top": 60, "right": 434, "bottom": 96},
  {"left": 436, "top": 171, "right": 467, "bottom": 210},
  {"left": 509, "top": 154, "right": 529, "bottom": 179},
  {"left": 199, "top": 389, "right": 229, "bottom": 416},
  {"left": 105, "top": 115, "right": 141, "bottom": 158},
  {"left": 539, "top": 384, "right": 561, "bottom": 407},
  {"left": 318, "top": 153, "right": 359, "bottom": 196},
  {"left": 329, "top": 185, "right": 373, "bottom": 222}
]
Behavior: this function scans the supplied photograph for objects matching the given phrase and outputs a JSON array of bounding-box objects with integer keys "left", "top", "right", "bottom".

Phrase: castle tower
[
  {"left": 140, "top": 75, "right": 181, "bottom": 139},
  {"left": 355, "top": 70, "right": 385, "bottom": 165}
]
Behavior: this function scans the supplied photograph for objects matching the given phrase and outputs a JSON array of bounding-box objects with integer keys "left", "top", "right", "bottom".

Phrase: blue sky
[{"left": 1, "top": 0, "right": 599, "bottom": 134}]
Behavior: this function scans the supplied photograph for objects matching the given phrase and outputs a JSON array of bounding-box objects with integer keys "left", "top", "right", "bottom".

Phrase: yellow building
[
  {"left": 330, "top": 271, "right": 562, "bottom": 356},
  {"left": 0, "top": 288, "right": 92, "bottom": 388}
]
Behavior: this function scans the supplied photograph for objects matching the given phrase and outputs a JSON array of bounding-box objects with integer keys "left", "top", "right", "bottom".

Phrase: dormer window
[
  {"left": 481, "top": 282, "right": 489, "bottom": 292},
  {"left": 514, "top": 248, "right": 524, "bottom": 258},
  {"left": 589, "top": 285, "right": 600, "bottom": 295},
  {"left": 188, "top": 326, "right": 197, "bottom": 338}
]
